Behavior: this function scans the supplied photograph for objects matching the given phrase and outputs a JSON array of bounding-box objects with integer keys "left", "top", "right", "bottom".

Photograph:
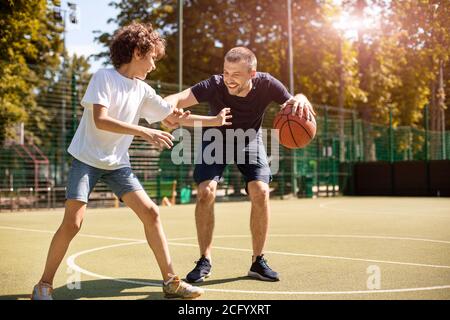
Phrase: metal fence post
[{"left": 425, "top": 104, "right": 429, "bottom": 161}]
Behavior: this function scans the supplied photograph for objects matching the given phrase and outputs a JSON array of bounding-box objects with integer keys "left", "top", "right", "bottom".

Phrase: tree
[{"left": 0, "top": 0, "right": 63, "bottom": 145}]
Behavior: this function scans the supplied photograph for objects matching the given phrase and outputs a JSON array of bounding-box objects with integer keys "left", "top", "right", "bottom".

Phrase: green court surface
[{"left": 0, "top": 197, "right": 449, "bottom": 300}]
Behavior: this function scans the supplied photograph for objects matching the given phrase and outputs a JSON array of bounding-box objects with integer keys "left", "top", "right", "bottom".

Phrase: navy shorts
[
  {"left": 193, "top": 135, "right": 272, "bottom": 191},
  {"left": 66, "top": 158, "right": 144, "bottom": 203}
]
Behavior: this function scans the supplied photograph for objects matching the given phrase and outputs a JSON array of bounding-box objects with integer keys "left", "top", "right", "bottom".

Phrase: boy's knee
[
  {"left": 61, "top": 220, "right": 83, "bottom": 235},
  {"left": 142, "top": 205, "right": 160, "bottom": 224}
]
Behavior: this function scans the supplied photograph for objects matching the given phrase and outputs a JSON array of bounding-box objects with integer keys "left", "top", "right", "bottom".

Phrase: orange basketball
[{"left": 273, "top": 105, "right": 317, "bottom": 149}]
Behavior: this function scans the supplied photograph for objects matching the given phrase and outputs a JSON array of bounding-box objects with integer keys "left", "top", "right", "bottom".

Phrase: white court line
[
  {"left": 167, "top": 234, "right": 450, "bottom": 245},
  {"left": 3, "top": 225, "right": 450, "bottom": 246},
  {"left": 66, "top": 240, "right": 450, "bottom": 295},
  {"left": 0, "top": 225, "right": 146, "bottom": 243},
  {"left": 0, "top": 225, "right": 191, "bottom": 243},
  {"left": 319, "top": 201, "right": 450, "bottom": 218},
  {"left": 167, "top": 242, "right": 450, "bottom": 269},
  {"left": 3, "top": 225, "right": 450, "bottom": 295}
]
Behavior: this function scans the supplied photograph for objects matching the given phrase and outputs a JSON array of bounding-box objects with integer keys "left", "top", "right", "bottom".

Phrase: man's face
[
  {"left": 134, "top": 49, "right": 157, "bottom": 80},
  {"left": 223, "top": 60, "right": 255, "bottom": 96}
]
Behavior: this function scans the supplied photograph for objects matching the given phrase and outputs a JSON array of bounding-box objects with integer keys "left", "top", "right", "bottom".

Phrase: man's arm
[
  {"left": 267, "top": 74, "right": 315, "bottom": 119},
  {"left": 164, "top": 88, "right": 199, "bottom": 109},
  {"left": 162, "top": 88, "right": 200, "bottom": 129},
  {"left": 167, "top": 108, "right": 232, "bottom": 127},
  {"left": 93, "top": 104, "right": 174, "bottom": 149},
  {"left": 281, "top": 94, "right": 316, "bottom": 119}
]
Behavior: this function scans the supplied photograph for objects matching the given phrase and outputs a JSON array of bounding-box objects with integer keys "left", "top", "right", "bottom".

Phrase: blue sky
[{"left": 62, "top": 0, "right": 118, "bottom": 72}]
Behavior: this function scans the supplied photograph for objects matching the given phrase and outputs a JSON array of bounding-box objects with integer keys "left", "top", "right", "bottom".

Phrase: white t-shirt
[{"left": 68, "top": 68, "right": 173, "bottom": 170}]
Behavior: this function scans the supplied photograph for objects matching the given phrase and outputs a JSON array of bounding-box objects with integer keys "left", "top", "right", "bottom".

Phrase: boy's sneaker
[
  {"left": 163, "top": 275, "right": 204, "bottom": 299},
  {"left": 248, "top": 255, "right": 280, "bottom": 281},
  {"left": 31, "top": 281, "right": 53, "bottom": 300},
  {"left": 186, "top": 255, "right": 212, "bottom": 283}
]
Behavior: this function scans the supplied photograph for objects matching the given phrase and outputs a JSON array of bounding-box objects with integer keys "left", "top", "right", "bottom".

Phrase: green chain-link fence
[{"left": 1, "top": 77, "right": 449, "bottom": 210}]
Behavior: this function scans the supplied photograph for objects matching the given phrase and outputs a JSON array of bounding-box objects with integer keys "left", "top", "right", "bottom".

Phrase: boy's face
[
  {"left": 134, "top": 49, "right": 157, "bottom": 80},
  {"left": 223, "top": 60, "right": 256, "bottom": 96}
]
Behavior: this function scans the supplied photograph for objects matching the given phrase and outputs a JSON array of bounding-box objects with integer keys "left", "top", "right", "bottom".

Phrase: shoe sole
[
  {"left": 186, "top": 272, "right": 211, "bottom": 283},
  {"left": 164, "top": 292, "right": 203, "bottom": 299},
  {"left": 247, "top": 271, "right": 280, "bottom": 282}
]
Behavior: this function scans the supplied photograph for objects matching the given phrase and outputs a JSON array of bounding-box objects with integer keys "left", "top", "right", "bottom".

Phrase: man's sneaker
[
  {"left": 163, "top": 274, "right": 204, "bottom": 299},
  {"left": 31, "top": 281, "right": 53, "bottom": 300},
  {"left": 186, "top": 255, "right": 212, "bottom": 283},
  {"left": 248, "top": 255, "right": 280, "bottom": 281}
]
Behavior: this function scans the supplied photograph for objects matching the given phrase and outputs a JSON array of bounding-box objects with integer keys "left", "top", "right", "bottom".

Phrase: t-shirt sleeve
[
  {"left": 81, "top": 70, "right": 111, "bottom": 109},
  {"left": 267, "top": 74, "right": 292, "bottom": 104},
  {"left": 190, "top": 76, "right": 216, "bottom": 103},
  {"left": 140, "top": 85, "right": 174, "bottom": 124}
]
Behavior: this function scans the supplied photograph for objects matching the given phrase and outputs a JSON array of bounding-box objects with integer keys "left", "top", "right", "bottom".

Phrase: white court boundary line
[
  {"left": 2, "top": 225, "right": 450, "bottom": 295},
  {"left": 319, "top": 200, "right": 450, "bottom": 218},
  {"left": 67, "top": 235, "right": 450, "bottom": 295}
]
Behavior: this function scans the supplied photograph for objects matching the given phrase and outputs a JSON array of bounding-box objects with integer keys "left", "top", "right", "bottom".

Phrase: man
[{"left": 164, "top": 47, "right": 315, "bottom": 283}]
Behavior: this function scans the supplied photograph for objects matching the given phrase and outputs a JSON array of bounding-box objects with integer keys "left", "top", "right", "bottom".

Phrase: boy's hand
[
  {"left": 162, "top": 108, "right": 191, "bottom": 129},
  {"left": 140, "top": 127, "right": 174, "bottom": 149},
  {"left": 215, "top": 108, "right": 232, "bottom": 126}
]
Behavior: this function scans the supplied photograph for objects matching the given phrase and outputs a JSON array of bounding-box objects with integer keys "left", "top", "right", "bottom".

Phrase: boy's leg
[
  {"left": 38, "top": 158, "right": 99, "bottom": 287},
  {"left": 104, "top": 167, "right": 203, "bottom": 297},
  {"left": 40, "top": 200, "right": 86, "bottom": 285},
  {"left": 121, "top": 190, "right": 175, "bottom": 282}
]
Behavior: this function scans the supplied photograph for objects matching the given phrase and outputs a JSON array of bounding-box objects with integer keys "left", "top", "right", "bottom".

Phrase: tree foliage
[{"left": 0, "top": 0, "right": 64, "bottom": 144}]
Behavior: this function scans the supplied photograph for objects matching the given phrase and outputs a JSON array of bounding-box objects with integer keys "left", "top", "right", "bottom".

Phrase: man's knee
[
  {"left": 197, "top": 181, "right": 217, "bottom": 204},
  {"left": 249, "top": 182, "right": 270, "bottom": 203}
]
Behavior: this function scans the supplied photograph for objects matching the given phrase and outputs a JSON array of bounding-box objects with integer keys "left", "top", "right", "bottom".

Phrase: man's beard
[{"left": 229, "top": 80, "right": 251, "bottom": 95}]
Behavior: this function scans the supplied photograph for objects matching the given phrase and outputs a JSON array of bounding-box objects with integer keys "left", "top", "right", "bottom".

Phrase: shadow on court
[
  {"left": 0, "top": 294, "right": 31, "bottom": 300},
  {"left": 53, "top": 276, "right": 258, "bottom": 299},
  {"left": 52, "top": 279, "right": 166, "bottom": 300},
  {"left": 190, "top": 276, "right": 263, "bottom": 287},
  {"left": 0, "top": 276, "right": 261, "bottom": 300}
]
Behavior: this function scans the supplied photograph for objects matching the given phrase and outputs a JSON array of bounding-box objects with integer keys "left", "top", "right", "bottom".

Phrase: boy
[{"left": 31, "top": 22, "right": 230, "bottom": 300}]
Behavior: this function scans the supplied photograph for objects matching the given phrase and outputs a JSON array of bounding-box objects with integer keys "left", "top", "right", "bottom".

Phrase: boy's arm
[
  {"left": 93, "top": 104, "right": 174, "bottom": 149},
  {"left": 174, "top": 108, "right": 232, "bottom": 127}
]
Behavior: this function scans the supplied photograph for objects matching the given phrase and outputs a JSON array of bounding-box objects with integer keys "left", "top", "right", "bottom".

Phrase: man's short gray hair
[{"left": 224, "top": 47, "right": 257, "bottom": 70}]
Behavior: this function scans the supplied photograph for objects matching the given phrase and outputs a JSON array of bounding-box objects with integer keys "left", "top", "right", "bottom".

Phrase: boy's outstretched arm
[{"left": 93, "top": 104, "right": 174, "bottom": 149}]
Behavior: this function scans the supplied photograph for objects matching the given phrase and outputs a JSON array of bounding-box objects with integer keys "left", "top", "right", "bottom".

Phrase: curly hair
[{"left": 110, "top": 22, "right": 166, "bottom": 69}]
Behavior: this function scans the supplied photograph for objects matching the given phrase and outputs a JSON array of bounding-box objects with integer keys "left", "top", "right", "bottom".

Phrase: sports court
[
  {"left": 1, "top": 197, "right": 449, "bottom": 300},
  {"left": 2, "top": 0, "right": 450, "bottom": 303}
]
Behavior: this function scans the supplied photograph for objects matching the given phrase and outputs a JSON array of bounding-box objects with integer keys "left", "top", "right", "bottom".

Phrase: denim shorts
[{"left": 65, "top": 158, "right": 144, "bottom": 203}]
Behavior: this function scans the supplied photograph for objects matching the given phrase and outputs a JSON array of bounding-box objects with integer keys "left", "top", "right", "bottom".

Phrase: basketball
[{"left": 273, "top": 105, "right": 317, "bottom": 149}]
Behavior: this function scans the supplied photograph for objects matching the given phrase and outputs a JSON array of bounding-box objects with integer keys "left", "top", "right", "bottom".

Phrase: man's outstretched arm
[
  {"left": 162, "top": 88, "right": 200, "bottom": 128},
  {"left": 164, "top": 88, "right": 199, "bottom": 110}
]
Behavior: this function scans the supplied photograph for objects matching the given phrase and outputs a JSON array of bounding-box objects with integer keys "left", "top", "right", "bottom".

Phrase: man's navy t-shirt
[{"left": 191, "top": 72, "right": 291, "bottom": 133}]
